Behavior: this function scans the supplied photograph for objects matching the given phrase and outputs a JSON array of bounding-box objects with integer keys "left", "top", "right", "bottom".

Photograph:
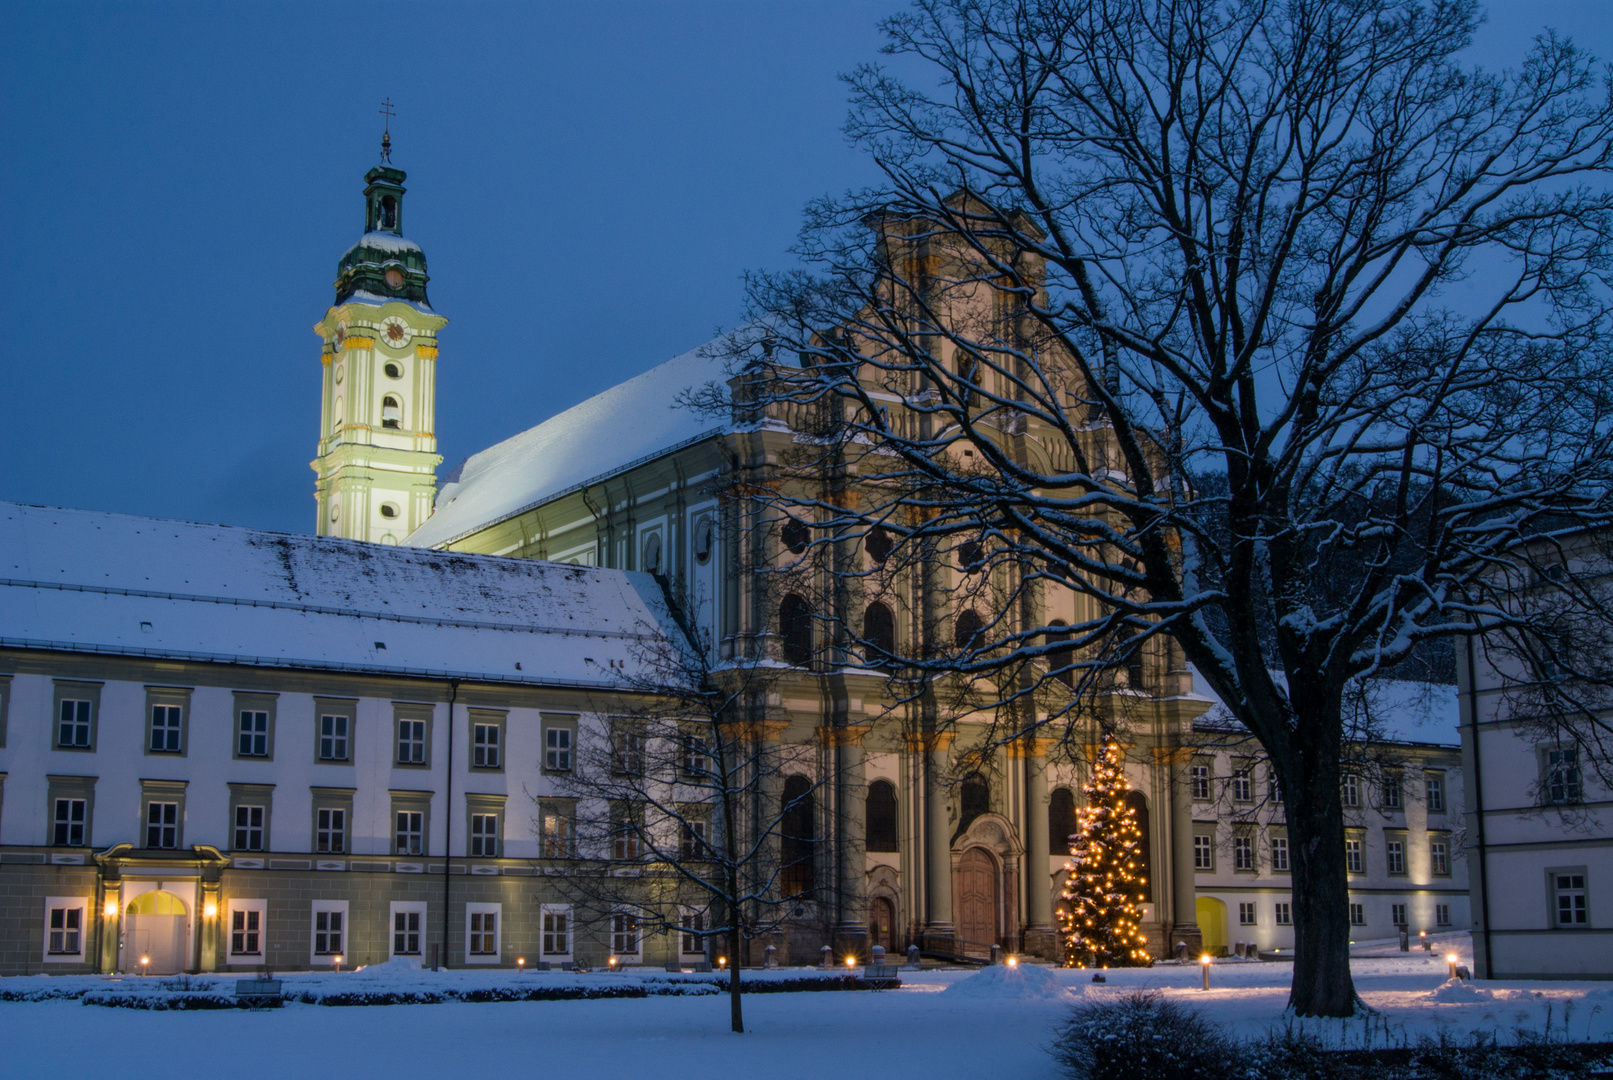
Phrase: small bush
[{"left": 1052, "top": 992, "right": 1234, "bottom": 1080}]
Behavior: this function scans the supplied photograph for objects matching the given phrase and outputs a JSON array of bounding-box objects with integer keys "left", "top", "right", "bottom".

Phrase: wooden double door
[{"left": 954, "top": 847, "right": 999, "bottom": 952}]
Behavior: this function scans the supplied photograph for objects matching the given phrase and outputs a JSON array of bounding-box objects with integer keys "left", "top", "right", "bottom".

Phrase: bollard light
[
  {"left": 1447, "top": 952, "right": 1458, "bottom": 980},
  {"left": 846, "top": 956, "right": 856, "bottom": 969},
  {"left": 517, "top": 957, "right": 525, "bottom": 974},
  {"left": 608, "top": 956, "right": 618, "bottom": 970},
  {"left": 334, "top": 954, "right": 343, "bottom": 973},
  {"left": 1007, "top": 956, "right": 1019, "bottom": 968},
  {"left": 140, "top": 955, "right": 150, "bottom": 975},
  {"left": 1200, "top": 953, "right": 1211, "bottom": 991},
  {"left": 717, "top": 956, "right": 727, "bottom": 970}
]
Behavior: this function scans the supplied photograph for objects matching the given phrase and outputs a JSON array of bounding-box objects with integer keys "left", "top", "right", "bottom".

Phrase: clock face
[
  {"left": 381, "top": 317, "right": 411, "bottom": 349},
  {"left": 385, "top": 268, "right": 404, "bottom": 290}
]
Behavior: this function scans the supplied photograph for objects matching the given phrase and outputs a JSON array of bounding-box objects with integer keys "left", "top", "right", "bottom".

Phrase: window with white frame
[
  {"left": 541, "top": 906, "right": 571, "bottom": 957},
  {"left": 1436, "top": 903, "right": 1451, "bottom": 927},
  {"left": 470, "top": 813, "right": 500, "bottom": 858},
  {"left": 1546, "top": 747, "right": 1582, "bottom": 805},
  {"left": 472, "top": 723, "right": 501, "bottom": 769},
  {"left": 613, "top": 812, "right": 640, "bottom": 861},
  {"left": 1193, "top": 834, "right": 1213, "bottom": 870},
  {"left": 1342, "top": 774, "right": 1360, "bottom": 808},
  {"left": 239, "top": 710, "right": 270, "bottom": 757},
  {"left": 228, "top": 901, "right": 266, "bottom": 960},
  {"left": 612, "top": 727, "right": 644, "bottom": 776},
  {"left": 681, "top": 909, "right": 707, "bottom": 956},
  {"left": 1382, "top": 774, "right": 1403, "bottom": 810},
  {"left": 466, "top": 905, "right": 500, "bottom": 961},
  {"left": 611, "top": 912, "right": 640, "bottom": 956},
  {"left": 1270, "top": 835, "right": 1290, "bottom": 872},
  {"left": 1268, "top": 774, "right": 1283, "bottom": 805},
  {"left": 1345, "top": 838, "right": 1364, "bottom": 874},
  {"left": 53, "top": 798, "right": 87, "bottom": 847},
  {"left": 544, "top": 722, "right": 573, "bottom": 772},
  {"left": 58, "top": 699, "right": 92, "bottom": 748},
  {"left": 1552, "top": 870, "right": 1588, "bottom": 928},
  {"left": 146, "top": 801, "right": 179, "bottom": 849},
  {"left": 396, "top": 811, "right": 424, "bottom": 856},
  {"left": 44, "top": 899, "right": 86, "bottom": 960},
  {"left": 1430, "top": 839, "right": 1450, "bottom": 876},
  {"left": 1425, "top": 773, "right": 1445, "bottom": 813},
  {"left": 316, "top": 807, "right": 346, "bottom": 854},
  {"left": 1238, "top": 902, "right": 1256, "bottom": 926},
  {"left": 1386, "top": 838, "right": 1406, "bottom": 875},
  {"left": 149, "top": 705, "right": 183, "bottom": 753},
  {"left": 680, "top": 819, "right": 709, "bottom": 861},
  {"left": 1391, "top": 902, "right": 1408, "bottom": 927},
  {"left": 396, "top": 719, "right": 427, "bottom": 765},
  {"left": 540, "top": 803, "right": 573, "bottom": 859},
  {"left": 390, "top": 902, "right": 426, "bottom": 958},
  {"left": 234, "top": 805, "right": 265, "bottom": 851},
  {"left": 682, "top": 735, "right": 709, "bottom": 779},
  {"left": 319, "top": 714, "right": 349, "bottom": 761},
  {"left": 1274, "top": 902, "right": 1292, "bottom": 926},
  {"left": 1190, "top": 764, "right": 1211, "bottom": 801},
  {"left": 312, "top": 905, "right": 346, "bottom": 959},
  {"left": 1233, "top": 835, "right": 1254, "bottom": 871},
  {"left": 1349, "top": 902, "right": 1365, "bottom": 926},
  {"left": 1231, "top": 764, "right": 1253, "bottom": 803}
]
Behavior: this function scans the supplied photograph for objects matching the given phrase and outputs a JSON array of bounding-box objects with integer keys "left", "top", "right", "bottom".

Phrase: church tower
[{"left": 310, "top": 135, "right": 446, "bottom": 544}]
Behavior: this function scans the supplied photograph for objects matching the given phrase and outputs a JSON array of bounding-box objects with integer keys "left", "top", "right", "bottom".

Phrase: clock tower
[{"left": 310, "top": 146, "right": 446, "bottom": 544}]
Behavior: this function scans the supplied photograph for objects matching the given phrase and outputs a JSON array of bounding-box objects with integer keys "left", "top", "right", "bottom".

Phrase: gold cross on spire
[{"left": 379, "top": 98, "right": 396, "bottom": 163}]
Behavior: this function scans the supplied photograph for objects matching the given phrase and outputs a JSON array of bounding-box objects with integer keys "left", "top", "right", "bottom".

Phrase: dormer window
[{"left": 381, "top": 395, "right": 402, "bottom": 429}]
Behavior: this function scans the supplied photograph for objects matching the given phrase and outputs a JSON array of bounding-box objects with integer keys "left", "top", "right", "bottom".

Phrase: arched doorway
[
  {"left": 1196, "top": 897, "right": 1228, "bottom": 956},
  {"left": 869, "top": 896, "right": 897, "bottom": 953},
  {"left": 124, "top": 890, "right": 189, "bottom": 974},
  {"left": 954, "top": 847, "right": 998, "bottom": 949}
]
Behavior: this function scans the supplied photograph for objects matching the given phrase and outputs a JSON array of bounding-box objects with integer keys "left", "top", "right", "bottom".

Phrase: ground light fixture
[
  {"left": 1447, "top": 953, "right": 1459, "bottom": 980},
  {"left": 517, "top": 958, "right": 525, "bottom": 974},
  {"left": 1007, "top": 956, "right": 1018, "bottom": 968},
  {"left": 140, "top": 955, "right": 150, "bottom": 975},
  {"left": 1201, "top": 953, "right": 1212, "bottom": 990},
  {"left": 608, "top": 956, "right": 618, "bottom": 971},
  {"left": 845, "top": 956, "right": 856, "bottom": 969},
  {"left": 334, "top": 954, "right": 343, "bottom": 973}
]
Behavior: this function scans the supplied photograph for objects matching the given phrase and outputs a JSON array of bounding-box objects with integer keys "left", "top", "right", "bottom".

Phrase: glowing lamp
[
  {"left": 517, "top": 958, "right": 525, "bottom": 973},
  {"left": 845, "top": 956, "right": 856, "bottom": 969},
  {"left": 1007, "top": 956, "right": 1019, "bottom": 968},
  {"left": 140, "top": 955, "right": 150, "bottom": 975},
  {"left": 333, "top": 954, "right": 343, "bottom": 972},
  {"left": 104, "top": 899, "right": 118, "bottom": 918},
  {"left": 608, "top": 956, "right": 618, "bottom": 970},
  {"left": 1447, "top": 952, "right": 1459, "bottom": 980},
  {"left": 203, "top": 901, "right": 218, "bottom": 919},
  {"left": 717, "top": 956, "right": 727, "bottom": 969},
  {"left": 1200, "top": 953, "right": 1211, "bottom": 991}
]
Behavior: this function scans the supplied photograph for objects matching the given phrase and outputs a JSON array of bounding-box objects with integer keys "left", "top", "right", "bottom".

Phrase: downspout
[
  {"left": 1465, "top": 635, "right": 1494, "bottom": 978},
  {"left": 441, "top": 678, "right": 459, "bottom": 970}
]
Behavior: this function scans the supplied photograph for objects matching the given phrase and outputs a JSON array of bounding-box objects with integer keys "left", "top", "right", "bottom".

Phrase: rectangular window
[
  {"left": 1547, "top": 748, "right": 1582, "bottom": 805},
  {"left": 542, "top": 908, "right": 571, "bottom": 957},
  {"left": 470, "top": 813, "right": 499, "bottom": 858},
  {"left": 611, "top": 912, "right": 640, "bottom": 956},
  {"left": 394, "top": 911, "right": 422, "bottom": 955},
  {"left": 1193, "top": 834, "right": 1213, "bottom": 870},
  {"left": 1274, "top": 902, "right": 1291, "bottom": 926},
  {"left": 1554, "top": 872, "right": 1588, "bottom": 927},
  {"left": 682, "top": 735, "right": 709, "bottom": 780},
  {"left": 58, "top": 700, "right": 92, "bottom": 749},
  {"left": 48, "top": 906, "right": 82, "bottom": 955},
  {"left": 396, "top": 811, "right": 424, "bottom": 856},
  {"left": 314, "top": 911, "right": 344, "bottom": 955},
  {"left": 472, "top": 723, "right": 501, "bottom": 769},
  {"left": 149, "top": 705, "right": 183, "bottom": 753},
  {"left": 1430, "top": 840, "right": 1450, "bottom": 876},
  {"left": 1436, "top": 903, "right": 1451, "bottom": 928},
  {"left": 544, "top": 724, "right": 573, "bottom": 772},
  {"left": 682, "top": 910, "right": 706, "bottom": 955},
  {"left": 612, "top": 728, "right": 643, "bottom": 776},
  {"left": 319, "top": 714, "right": 349, "bottom": 762},
  {"left": 1238, "top": 902, "right": 1256, "bottom": 926},
  {"left": 231, "top": 908, "right": 262, "bottom": 956},
  {"left": 1349, "top": 902, "right": 1365, "bottom": 926},
  {"left": 1345, "top": 838, "right": 1364, "bottom": 874},
  {"left": 316, "top": 807, "right": 346, "bottom": 854},
  {"left": 53, "top": 798, "right": 86, "bottom": 847},
  {"left": 1270, "top": 836, "right": 1290, "bottom": 872},
  {"left": 1268, "top": 775, "right": 1283, "bottom": 805},
  {"left": 613, "top": 816, "right": 640, "bottom": 861},
  {"left": 1386, "top": 839, "right": 1406, "bottom": 876},
  {"left": 541, "top": 805, "right": 573, "bottom": 859},
  {"left": 1342, "top": 774, "right": 1360, "bottom": 808},
  {"left": 145, "top": 801, "right": 178, "bottom": 849},
  {"left": 1426, "top": 774, "right": 1445, "bottom": 813},
  {"left": 234, "top": 805, "right": 265, "bottom": 851},
  {"left": 1231, "top": 765, "right": 1252, "bottom": 803},
  {"left": 680, "top": 820, "right": 708, "bottom": 861},
  {"left": 1233, "top": 835, "right": 1254, "bottom": 871},
  {"left": 1190, "top": 764, "right": 1211, "bottom": 801},
  {"left": 239, "top": 711, "right": 270, "bottom": 757},
  {"left": 469, "top": 912, "right": 498, "bottom": 955},
  {"left": 1382, "top": 774, "right": 1403, "bottom": 810},
  {"left": 396, "top": 719, "right": 427, "bottom": 765},
  {"left": 1391, "top": 902, "right": 1408, "bottom": 927}
]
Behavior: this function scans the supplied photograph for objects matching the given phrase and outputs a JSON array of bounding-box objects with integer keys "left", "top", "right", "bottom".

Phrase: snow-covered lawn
[{"left": 6, "top": 937, "right": 1611, "bottom": 1080}]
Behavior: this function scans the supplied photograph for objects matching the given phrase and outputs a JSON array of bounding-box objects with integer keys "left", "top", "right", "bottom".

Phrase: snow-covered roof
[
  {"left": 342, "top": 231, "right": 422, "bottom": 258},
  {"left": 407, "top": 337, "right": 731, "bottom": 549},
  {"left": 0, "top": 501, "right": 685, "bottom": 688},
  {"left": 1190, "top": 666, "right": 1460, "bottom": 747}
]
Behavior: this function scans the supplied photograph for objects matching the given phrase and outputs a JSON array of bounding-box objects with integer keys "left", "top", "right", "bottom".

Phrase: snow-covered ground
[{"left": 6, "top": 937, "right": 1611, "bottom": 1080}]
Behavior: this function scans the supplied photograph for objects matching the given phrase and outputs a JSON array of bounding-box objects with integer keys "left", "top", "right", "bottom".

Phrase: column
[
  {"left": 1163, "top": 747, "right": 1202, "bottom": 958},
  {"left": 750, "top": 715, "right": 790, "bottom": 966},
  {"left": 1019, "top": 737, "right": 1058, "bottom": 958},
  {"left": 915, "top": 731, "right": 957, "bottom": 951},
  {"left": 825, "top": 725, "right": 871, "bottom": 960},
  {"left": 199, "top": 879, "right": 222, "bottom": 972}
]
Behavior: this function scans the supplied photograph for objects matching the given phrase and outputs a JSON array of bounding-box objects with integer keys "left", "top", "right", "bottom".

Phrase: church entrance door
[
  {"left": 954, "top": 847, "right": 998, "bottom": 954},
  {"left": 869, "top": 897, "right": 896, "bottom": 953}
]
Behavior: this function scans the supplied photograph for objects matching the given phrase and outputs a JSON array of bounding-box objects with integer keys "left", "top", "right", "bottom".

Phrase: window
[
  {"left": 472, "top": 723, "right": 501, "bottom": 769},
  {"left": 235, "top": 805, "right": 265, "bottom": 851},
  {"left": 316, "top": 807, "right": 346, "bottom": 854},
  {"left": 641, "top": 532, "right": 663, "bottom": 575},
  {"left": 1382, "top": 774, "right": 1403, "bottom": 810},
  {"left": 1547, "top": 747, "right": 1582, "bottom": 805},
  {"left": 1342, "top": 774, "right": 1360, "bottom": 808},
  {"left": 149, "top": 705, "right": 183, "bottom": 753},
  {"left": 239, "top": 710, "right": 270, "bottom": 757},
  {"left": 1391, "top": 903, "right": 1408, "bottom": 927},
  {"left": 383, "top": 361, "right": 403, "bottom": 379},
  {"left": 231, "top": 907, "right": 262, "bottom": 956},
  {"left": 1553, "top": 872, "right": 1588, "bottom": 927},
  {"left": 869, "top": 780, "right": 900, "bottom": 853},
  {"left": 1425, "top": 774, "right": 1445, "bottom": 813},
  {"left": 381, "top": 394, "right": 402, "bottom": 429},
  {"left": 542, "top": 907, "right": 571, "bottom": 956},
  {"left": 612, "top": 813, "right": 639, "bottom": 861},
  {"left": 379, "top": 502, "right": 399, "bottom": 520},
  {"left": 1193, "top": 834, "right": 1213, "bottom": 870},
  {"left": 469, "top": 911, "right": 498, "bottom": 956},
  {"left": 954, "top": 609, "right": 984, "bottom": 652},
  {"left": 394, "top": 910, "right": 422, "bottom": 956},
  {"left": 1436, "top": 903, "right": 1451, "bottom": 928},
  {"left": 1231, "top": 765, "right": 1253, "bottom": 803},
  {"left": 611, "top": 728, "right": 643, "bottom": 776},
  {"left": 53, "top": 798, "right": 86, "bottom": 847},
  {"left": 544, "top": 722, "right": 573, "bottom": 772},
  {"left": 540, "top": 804, "right": 573, "bottom": 859},
  {"left": 1047, "top": 621, "right": 1074, "bottom": 687},
  {"left": 957, "top": 540, "right": 986, "bottom": 572},
  {"left": 1269, "top": 775, "right": 1284, "bottom": 805},
  {"left": 1233, "top": 835, "right": 1254, "bottom": 871},
  {"left": 693, "top": 516, "right": 714, "bottom": 565},
  {"left": 1349, "top": 903, "right": 1365, "bottom": 926},
  {"left": 1430, "top": 839, "right": 1449, "bottom": 876},
  {"left": 865, "top": 525, "right": 892, "bottom": 566},
  {"left": 780, "top": 775, "right": 816, "bottom": 895},
  {"left": 862, "top": 602, "right": 896, "bottom": 663},
  {"left": 682, "top": 910, "right": 706, "bottom": 956},
  {"left": 681, "top": 734, "right": 709, "bottom": 779},
  {"left": 781, "top": 518, "right": 810, "bottom": 555},
  {"left": 1274, "top": 902, "right": 1292, "bottom": 926},
  {"left": 779, "top": 593, "right": 813, "bottom": 665},
  {"left": 1345, "top": 838, "right": 1364, "bottom": 874},
  {"left": 146, "top": 802, "right": 179, "bottom": 849},
  {"left": 1270, "top": 836, "right": 1290, "bottom": 872},
  {"left": 611, "top": 912, "right": 640, "bottom": 956},
  {"left": 58, "top": 699, "right": 92, "bottom": 749},
  {"left": 1239, "top": 902, "right": 1256, "bottom": 926},
  {"left": 395, "top": 811, "right": 424, "bottom": 856},
  {"left": 314, "top": 910, "right": 344, "bottom": 955},
  {"left": 680, "top": 819, "right": 708, "bottom": 861},
  {"left": 47, "top": 906, "right": 82, "bottom": 955},
  {"left": 319, "top": 714, "right": 349, "bottom": 761},
  {"left": 1047, "top": 787, "right": 1076, "bottom": 855},
  {"left": 1386, "top": 839, "right": 1406, "bottom": 875},
  {"left": 1190, "top": 764, "right": 1211, "bottom": 801},
  {"left": 396, "top": 719, "right": 427, "bottom": 765},
  {"left": 470, "top": 813, "right": 500, "bottom": 858}
]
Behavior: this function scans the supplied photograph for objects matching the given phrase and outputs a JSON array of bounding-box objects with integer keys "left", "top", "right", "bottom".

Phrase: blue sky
[{"left": 2, "top": 2, "right": 1609, "bottom": 534}]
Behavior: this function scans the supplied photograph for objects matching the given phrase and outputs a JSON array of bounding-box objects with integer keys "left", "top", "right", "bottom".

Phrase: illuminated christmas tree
[{"left": 1059, "top": 738, "right": 1151, "bottom": 967}]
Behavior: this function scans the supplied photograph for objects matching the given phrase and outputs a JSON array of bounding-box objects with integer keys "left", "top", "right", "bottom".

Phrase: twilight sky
[{"left": 2, "top": 2, "right": 1610, "bottom": 535}]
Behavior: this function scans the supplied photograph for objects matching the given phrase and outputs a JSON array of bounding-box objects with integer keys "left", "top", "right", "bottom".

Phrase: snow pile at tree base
[
  {"left": 943, "top": 963, "right": 1070, "bottom": 1001},
  {"left": 1428, "top": 979, "right": 1492, "bottom": 1002}
]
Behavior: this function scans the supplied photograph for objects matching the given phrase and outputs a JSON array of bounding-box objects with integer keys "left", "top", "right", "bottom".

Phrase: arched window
[
  {"left": 1048, "top": 620, "right": 1074, "bottom": 687},
  {"left": 1120, "top": 630, "right": 1146, "bottom": 689},
  {"left": 381, "top": 395, "right": 402, "bottom": 429},
  {"left": 866, "top": 526, "right": 893, "bottom": 566},
  {"left": 780, "top": 774, "right": 815, "bottom": 895},
  {"left": 779, "top": 594, "right": 813, "bottom": 666},
  {"left": 380, "top": 194, "right": 397, "bottom": 229},
  {"left": 1126, "top": 790, "right": 1152, "bottom": 902},
  {"left": 642, "top": 533, "right": 662, "bottom": 575},
  {"left": 957, "top": 540, "right": 985, "bottom": 572},
  {"left": 959, "top": 775, "right": 990, "bottom": 834},
  {"left": 693, "top": 517, "right": 714, "bottom": 565},
  {"left": 954, "top": 609, "right": 984, "bottom": 652},
  {"left": 862, "top": 602, "right": 896, "bottom": 665},
  {"left": 379, "top": 503, "right": 399, "bottom": 520},
  {"left": 866, "top": 779, "right": 898, "bottom": 852},
  {"left": 781, "top": 518, "right": 810, "bottom": 555},
  {"left": 1049, "top": 787, "right": 1078, "bottom": 855}
]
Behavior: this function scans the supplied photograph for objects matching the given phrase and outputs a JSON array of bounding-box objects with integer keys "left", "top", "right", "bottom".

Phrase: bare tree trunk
[
  {"left": 728, "top": 922, "right": 743, "bottom": 1034},
  {"left": 1285, "top": 753, "right": 1357, "bottom": 1016}
]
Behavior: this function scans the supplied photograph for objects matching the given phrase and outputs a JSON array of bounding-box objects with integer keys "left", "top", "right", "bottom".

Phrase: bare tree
[
  {"left": 542, "top": 607, "right": 827, "bottom": 1034},
  {"left": 705, "top": 0, "right": 1613, "bottom": 1016}
]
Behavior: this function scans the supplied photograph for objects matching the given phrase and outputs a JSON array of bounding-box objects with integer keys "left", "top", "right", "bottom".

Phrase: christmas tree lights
[{"left": 1059, "top": 738, "right": 1152, "bottom": 967}]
